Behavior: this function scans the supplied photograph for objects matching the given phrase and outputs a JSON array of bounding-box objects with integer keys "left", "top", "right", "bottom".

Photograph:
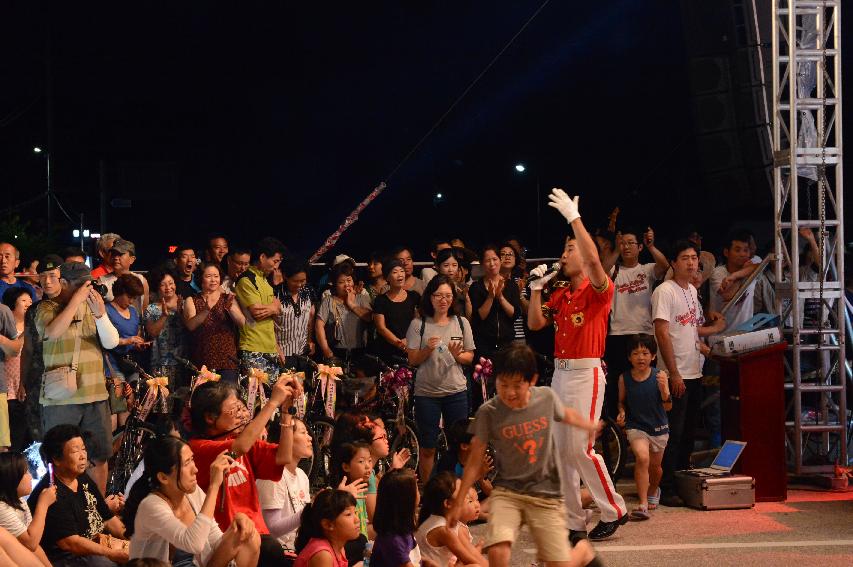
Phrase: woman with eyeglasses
[
  {"left": 406, "top": 275, "right": 474, "bottom": 482},
  {"left": 187, "top": 378, "right": 299, "bottom": 567},
  {"left": 468, "top": 245, "right": 522, "bottom": 364},
  {"left": 498, "top": 242, "right": 528, "bottom": 344}
]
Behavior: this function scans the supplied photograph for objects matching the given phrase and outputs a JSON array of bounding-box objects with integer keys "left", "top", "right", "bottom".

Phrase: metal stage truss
[{"left": 772, "top": 0, "right": 847, "bottom": 474}]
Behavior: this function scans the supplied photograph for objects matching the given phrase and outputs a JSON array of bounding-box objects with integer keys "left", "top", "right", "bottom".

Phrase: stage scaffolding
[{"left": 772, "top": 0, "right": 847, "bottom": 474}]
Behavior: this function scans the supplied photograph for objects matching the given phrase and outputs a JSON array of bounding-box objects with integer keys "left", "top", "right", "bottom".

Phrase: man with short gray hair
[
  {"left": 90, "top": 232, "right": 122, "bottom": 280},
  {"left": 35, "top": 261, "right": 120, "bottom": 495}
]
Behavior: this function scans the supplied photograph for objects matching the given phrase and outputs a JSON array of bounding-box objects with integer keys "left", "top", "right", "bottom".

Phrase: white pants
[{"left": 552, "top": 365, "right": 627, "bottom": 529}]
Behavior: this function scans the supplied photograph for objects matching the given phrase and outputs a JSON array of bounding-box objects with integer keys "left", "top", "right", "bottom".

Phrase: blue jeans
[{"left": 414, "top": 391, "right": 469, "bottom": 449}]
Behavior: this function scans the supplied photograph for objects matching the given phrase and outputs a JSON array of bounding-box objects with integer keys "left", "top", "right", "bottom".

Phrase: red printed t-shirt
[
  {"left": 544, "top": 277, "right": 613, "bottom": 359},
  {"left": 189, "top": 438, "right": 284, "bottom": 534},
  {"left": 90, "top": 263, "right": 112, "bottom": 280}
]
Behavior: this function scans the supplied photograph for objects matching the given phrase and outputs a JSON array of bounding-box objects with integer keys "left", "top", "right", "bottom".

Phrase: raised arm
[
  {"left": 644, "top": 227, "right": 670, "bottom": 280},
  {"left": 231, "top": 380, "right": 293, "bottom": 455},
  {"left": 547, "top": 189, "right": 608, "bottom": 288}
]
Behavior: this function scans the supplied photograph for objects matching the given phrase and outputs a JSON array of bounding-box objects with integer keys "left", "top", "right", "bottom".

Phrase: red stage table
[{"left": 717, "top": 341, "right": 788, "bottom": 502}]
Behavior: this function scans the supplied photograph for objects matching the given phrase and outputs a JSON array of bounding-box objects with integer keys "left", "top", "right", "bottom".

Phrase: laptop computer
[{"left": 687, "top": 440, "right": 747, "bottom": 476}]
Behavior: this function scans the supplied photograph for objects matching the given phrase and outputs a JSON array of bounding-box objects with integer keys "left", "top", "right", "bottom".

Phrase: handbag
[{"left": 42, "top": 322, "right": 81, "bottom": 401}]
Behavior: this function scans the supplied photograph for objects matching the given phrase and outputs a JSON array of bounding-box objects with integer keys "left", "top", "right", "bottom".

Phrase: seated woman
[
  {"left": 182, "top": 263, "right": 245, "bottom": 383},
  {"left": 315, "top": 262, "right": 372, "bottom": 363},
  {"left": 104, "top": 273, "right": 148, "bottom": 431},
  {"left": 125, "top": 436, "right": 260, "bottom": 567},
  {"left": 187, "top": 378, "right": 298, "bottom": 567},
  {"left": 29, "top": 424, "right": 127, "bottom": 567},
  {"left": 0, "top": 453, "right": 55, "bottom": 567}
]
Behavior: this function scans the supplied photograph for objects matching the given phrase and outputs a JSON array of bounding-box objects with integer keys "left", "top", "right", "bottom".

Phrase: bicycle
[
  {"left": 361, "top": 354, "right": 421, "bottom": 476},
  {"left": 106, "top": 359, "right": 170, "bottom": 495}
]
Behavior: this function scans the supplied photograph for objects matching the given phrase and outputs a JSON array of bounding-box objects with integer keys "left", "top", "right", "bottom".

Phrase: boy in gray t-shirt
[{"left": 450, "top": 344, "right": 602, "bottom": 567}]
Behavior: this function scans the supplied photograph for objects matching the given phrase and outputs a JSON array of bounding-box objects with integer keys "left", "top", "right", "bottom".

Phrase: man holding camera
[{"left": 35, "top": 262, "right": 120, "bottom": 495}]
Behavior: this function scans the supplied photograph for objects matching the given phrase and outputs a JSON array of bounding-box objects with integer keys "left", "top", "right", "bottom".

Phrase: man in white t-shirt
[
  {"left": 652, "top": 241, "right": 725, "bottom": 507},
  {"left": 602, "top": 227, "right": 669, "bottom": 418},
  {"left": 709, "top": 230, "right": 761, "bottom": 338}
]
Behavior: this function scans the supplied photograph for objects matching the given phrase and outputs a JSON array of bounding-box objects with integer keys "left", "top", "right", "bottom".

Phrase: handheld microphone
[{"left": 528, "top": 262, "right": 560, "bottom": 281}]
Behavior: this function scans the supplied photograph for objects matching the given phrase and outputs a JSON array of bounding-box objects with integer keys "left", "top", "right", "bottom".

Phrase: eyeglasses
[
  {"left": 432, "top": 293, "right": 453, "bottom": 301},
  {"left": 372, "top": 434, "right": 388, "bottom": 442},
  {"left": 499, "top": 252, "right": 515, "bottom": 258},
  {"left": 222, "top": 403, "right": 247, "bottom": 417},
  {"left": 621, "top": 240, "right": 639, "bottom": 247}
]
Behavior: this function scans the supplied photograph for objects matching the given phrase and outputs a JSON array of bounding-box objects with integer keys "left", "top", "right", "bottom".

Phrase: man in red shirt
[
  {"left": 528, "top": 189, "right": 627, "bottom": 543},
  {"left": 90, "top": 233, "right": 121, "bottom": 280}
]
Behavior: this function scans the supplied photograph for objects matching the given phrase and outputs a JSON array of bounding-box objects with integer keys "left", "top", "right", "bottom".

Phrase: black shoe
[
  {"left": 659, "top": 491, "right": 685, "bottom": 507},
  {"left": 588, "top": 519, "right": 621, "bottom": 541},
  {"left": 569, "top": 529, "right": 588, "bottom": 546}
]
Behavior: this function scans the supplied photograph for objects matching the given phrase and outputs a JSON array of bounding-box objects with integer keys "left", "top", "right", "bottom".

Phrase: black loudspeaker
[
  {"left": 696, "top": 131, "right": 743, "bottom": 172},
  {"left": 689, "top": 57, "right": 731, "bottom": 94},
  {"left": 692, "top": 93, "right": 737, "bottom": 133}
]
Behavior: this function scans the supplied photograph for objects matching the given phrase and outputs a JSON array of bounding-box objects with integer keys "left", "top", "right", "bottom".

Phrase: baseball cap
[
  {"left": 59, "top": 261, "right": 92, "bottom": 284},
  {"left": 333, "top": 254, "right": 355, "bottom": 266},
  {"left": 38, "top": 254, "right": 64, "bottom": 274},
  {"left": 110, "top": 238, "right": 136, "bottom": 256}
]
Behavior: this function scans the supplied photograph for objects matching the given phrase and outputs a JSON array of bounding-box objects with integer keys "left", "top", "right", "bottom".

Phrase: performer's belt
[{"left": 555, "top": 358, "right": 601, "bottom": 370}]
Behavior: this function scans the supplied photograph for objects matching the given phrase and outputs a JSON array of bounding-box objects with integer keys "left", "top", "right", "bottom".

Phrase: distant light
[
  {"left": 436, "top": 193, "right": 443, "bottom": 199},
  {"left": 73, "top": 229, "right": 80, "bottom": 238},
  {"left": 515, "top": 164, "right": 526, "bottom": 172},
  {"left": 168, "top": 245, "right": 178, "bottom": 254},
  {"left": 83, "top": 229, "right": 90, "bottom": 237},
  {"left": 90, "top": 233, "right": 101, "bottom": 239},
  {"left": 33, "top": 146, "right": 42, "bottom": 154},
  {"left": 13, "top": 235, "right": 18, "bottom": 239}
]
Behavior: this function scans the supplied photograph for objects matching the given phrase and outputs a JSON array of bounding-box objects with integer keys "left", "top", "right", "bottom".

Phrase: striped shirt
[
  {"left": 274, "top": 292, "right": 313, "bottom": 356},
  {"left": 0, "top": 498, "right": 31, "bottom": 537},
  {"left": 35, "top": 300, "right": 109, "bottom": 406}
]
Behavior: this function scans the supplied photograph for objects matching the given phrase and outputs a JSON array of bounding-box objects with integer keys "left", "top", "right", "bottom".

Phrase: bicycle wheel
[
  {"left": 303, "top": 416, "right": 336, "bottom": 492},
  {"left": 388, "top": 418, "right": 420, "bottom": 472},
  {"left": 594, "top": 417, "right": 628, "bottom": 482}
]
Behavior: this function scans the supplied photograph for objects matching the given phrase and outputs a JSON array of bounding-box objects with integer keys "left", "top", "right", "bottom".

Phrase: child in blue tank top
[{"left": 616, "top": 334, "right": 672, "bottom": 520}]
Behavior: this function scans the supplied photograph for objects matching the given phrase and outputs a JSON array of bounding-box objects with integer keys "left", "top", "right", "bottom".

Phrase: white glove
[
  {"left": 529, "top": 264, "right": 548, "bottom": 279},
  {"left": 548, "top": 188, "right": 580, "bottom": 224},
  {"left": 529, "top": 264, "right": 558, "bottom": 291}
]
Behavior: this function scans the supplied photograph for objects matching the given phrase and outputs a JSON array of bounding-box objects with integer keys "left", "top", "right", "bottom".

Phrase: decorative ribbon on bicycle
[
  {"left": 472, "top": 357, "right": 493, "bottom": 403},
  {"left": 190, "top": 366, "right": 222, "bottom": 403},
  {"left": 280, "top": 370, "right": 307, "bottom": 419},
  {"left": 316, "top": 364, "right": 342, "bottom": 418},
  {"left": 381, "top": 366, "right": 413, "bottom": 403},
  {"left": 246, "top": 368, "right": 270, "bottom": 413},
  {"left": 138, "top": 376, "right": 170, "bottom": 422}
]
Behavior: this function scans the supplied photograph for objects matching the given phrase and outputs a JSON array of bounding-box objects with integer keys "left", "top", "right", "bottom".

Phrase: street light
[
  {"left": 514, "top": 161, "right": 541, "bottom": 249},
  {"left": 33, "top": 146, "right": 52, "bottom": 233}
]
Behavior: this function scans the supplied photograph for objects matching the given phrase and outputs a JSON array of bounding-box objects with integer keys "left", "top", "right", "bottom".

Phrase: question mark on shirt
[{"left": 522, "top": 439, "right": 538, "bottom": 464}]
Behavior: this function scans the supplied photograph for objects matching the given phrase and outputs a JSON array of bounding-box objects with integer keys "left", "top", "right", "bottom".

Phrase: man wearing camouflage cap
[{"left": 34, "top": 261, "right": 120, "bottom": 495}]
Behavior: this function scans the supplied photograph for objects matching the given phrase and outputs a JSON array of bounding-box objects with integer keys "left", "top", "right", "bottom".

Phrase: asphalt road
[{"left": 469, "top": 480, "right": 853, "bottom": 566}]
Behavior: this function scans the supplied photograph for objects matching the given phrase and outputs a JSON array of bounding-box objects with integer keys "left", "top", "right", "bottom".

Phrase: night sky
[{"left": 1, "top": 2, "right": 849, "bottom": 267}]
